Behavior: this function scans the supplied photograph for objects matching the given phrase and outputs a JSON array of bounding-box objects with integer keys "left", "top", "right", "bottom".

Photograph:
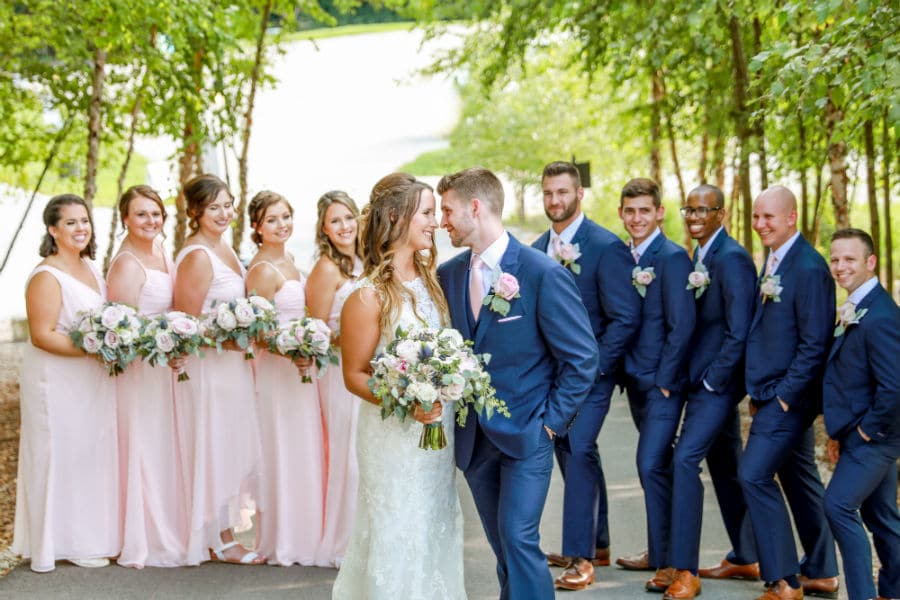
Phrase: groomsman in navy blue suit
[
  {"left": 615, "top": 178, "right": 696, "bottom": 594},
  {"left": 436, "top": 167, "right": 598, "bottom": 600},
  {"left": 663, "top": 185, "right": 759, "bottom": 600},
  {"left": 740, "top": 185, "right": 839, "bottom": 600},
  {"left": 531, "top": 162, "right": 641, "bottom": 591},
  {"left": 823, "top": 228, "right": 900, "bottom": 600}
]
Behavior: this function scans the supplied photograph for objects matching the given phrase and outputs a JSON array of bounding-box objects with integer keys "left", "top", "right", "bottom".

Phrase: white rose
[
  {"left": 248, "top": 295, "right": 274, "bottom": 312},
  {"left": 170, "top": 316, "right": 199, "bottom": 337},
  {"left": 688, "top": 271, "right": 708, "bottom": 287},
  {"left": 118, "top": 328, "right": 134, "bottom": 346},
  {"left": 78, "top": 315, "right": 94, "bottom": 333},
  {"left": 100, "top": 304, "right": 126, "bottom": 329},
  {"left": 437, "top": 328, "right": 464, "bottom": 349},
  {"left": 635, "top": 271, "right": 654, "bottom": 286},
  {"left": 310, "top": 332, "right": 330, "bottom": 354},
  {"left": 760, "top": 279, "right": 779, "bottom": 297},
  {"left": 440, "top": 380, "right": 465, "bottom": 402},
  {"left": 234, "top": 301, "right": 256, "bottom": 327},
  {"left": 155, "top": 331, "right": 176, "bottom": 353},
  {"left": 395, "top": 339, "right": 421, "bottom": 363},
  {"left": 104, "top": 329, "right": 120, "bottom": 349},
  {"left": 408, "top": 381, "right": 439, "bottom": 405},
  {"left": 838, "top": 302, "right": 857, "bottom": 324},
  {"left": 276, "top": 331, "right": 298, "bottom": 353},
  {"left": 215, "top": 306, "right": 238, "bottom": 331},
  {"left": 459, "top": 354, "right": 479, "bottom": 373},
  {"left": 83, "top": 332, "right": 101, "bottom": 353},
  {"left": 311, "top": 319, "right": 331, "bottom": 338}
]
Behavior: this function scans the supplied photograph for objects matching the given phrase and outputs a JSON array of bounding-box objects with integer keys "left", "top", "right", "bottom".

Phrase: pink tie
[
  {"left": 765, "top": 253, "right": 777, "bottom": 276},
  {"left": 551, "top": 236, "right": 563, "bottom": 258},
  {"left": 469, "top": 254, "right": 484, "bottom": 320},
  {"left": 631, "top": 248, "right": 640, "bottom": 264}
]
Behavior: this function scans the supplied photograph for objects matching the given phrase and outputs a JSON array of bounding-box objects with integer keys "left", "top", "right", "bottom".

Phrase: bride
[{"left": 333, "top": 173, "right": 466, "bottom": 599}]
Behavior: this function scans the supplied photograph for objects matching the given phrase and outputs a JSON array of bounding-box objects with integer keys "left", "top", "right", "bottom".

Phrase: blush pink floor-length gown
[
  {"left": 314, "top": 259, "right": 362, "bottom": 567},
  {"left": 250, "top": 263, "right": 327, "bottom": 566},
  {"left": 109, "top": 251, "right": 188, "bottom": 568},
  {"left": 13, "top": 261, "right": 121, "bottom": 572},
  {"left": 173, "top": 245, "right": 262, "bottom": 565}
]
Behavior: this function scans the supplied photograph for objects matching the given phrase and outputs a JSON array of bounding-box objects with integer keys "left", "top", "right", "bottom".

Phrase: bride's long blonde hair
[{"left": 359, "top": 172, "right": 449, "bottom": 337}]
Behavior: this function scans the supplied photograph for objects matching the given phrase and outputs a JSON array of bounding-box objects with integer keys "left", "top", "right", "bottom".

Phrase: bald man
[{"left": 739, "top": 186, "right": 839, "bottom": 600}]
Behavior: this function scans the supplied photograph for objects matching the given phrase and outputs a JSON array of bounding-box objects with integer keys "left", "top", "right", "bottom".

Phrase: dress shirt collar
[
  {"left": 631, "top": 226, "right": 662, "bottom": 259},
  {"left": 848, "top": 276, "right": 879, "bottom": 306},
  {"left": 697, "top": 227, "right": 724, "bottom": 262},
  {"left": 476, "top": 230, "right": 510, "bottom": 272},
  {"left": 767, "top": 230, "right": 802, "bottom": 273}
]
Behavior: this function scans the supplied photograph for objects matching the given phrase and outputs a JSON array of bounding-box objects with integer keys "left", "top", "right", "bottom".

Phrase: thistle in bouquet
[
  {"left": 368, "top": 326, "right": 510, "bottom": 451},
  {"left": 69, "top": 301, "right": 143, "bottom": 376},
  {"left": 267, "top": 317, "right": 339, "bottom": 383},
  {"left": 203, "top": 295, "right": 278, "bottom": 360},
  {"left": 138, "top": 311, "right": 208, "bottom": 381}
]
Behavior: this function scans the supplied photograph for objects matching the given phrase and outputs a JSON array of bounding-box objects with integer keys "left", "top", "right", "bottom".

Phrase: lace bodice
[{"left": 355, "top": 277, "right": 444, "bottom": 348}]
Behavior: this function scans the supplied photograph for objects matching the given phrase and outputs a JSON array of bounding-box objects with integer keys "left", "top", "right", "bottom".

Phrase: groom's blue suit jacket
[{"left": 438, "top": 235, "right": 599, "bottom": 470}]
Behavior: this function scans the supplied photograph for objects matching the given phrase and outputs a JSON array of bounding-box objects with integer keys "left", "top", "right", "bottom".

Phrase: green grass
[
  {"left": 0, "top": 153, "right": 150, "bottom": 208},
  {"left": 281, "top": 21, "right": 415, "bottom": 42},
  {"left": 399, "top": 146, "right": 464, "bottom": 176}
]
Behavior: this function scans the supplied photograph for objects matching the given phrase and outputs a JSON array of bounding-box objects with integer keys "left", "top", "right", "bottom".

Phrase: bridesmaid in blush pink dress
[
  {"left": 106, "top": 185, "right": 187, "bottom": 568},
  {"left": 306, "top": 191, "right": 363, "bottom": 567},
  {"left": 13, "top": 194, "right": 120, "bottom": 572},
  {"left": 172, "top": 174, "right": 264, "bottom": 565},
  {"left": 245, "top": 191, "right": 326, "bottom": 566}
]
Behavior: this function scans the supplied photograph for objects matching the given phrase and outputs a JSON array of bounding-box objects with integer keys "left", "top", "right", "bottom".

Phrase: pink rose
[
  {"left": 687, "top": 271, "right": 708, "bottom": 288},
  {"left": 100, "top": 304, "right": 126, "bottom": 329},
  {"left": 170, "top": 316, "right": 199, "bottom": 337},
  {"left": 494, "top": 273, "right": 520, "bottom": 300},
  {"left": 104, "top": 329, "right": 120, "bottom": 349},
  {"left": 83, "top": 332, "right": 101, "bottom": 353},
  {"left": 635, "top": 271, "right": 654, "bottom": 286},
  {"left": 397, "top": 360, "right": 409, "bottom": 374},
  {"left": 558, "top": 243, "right": 581, "bottom": 262},
  {"left": 837, "top": 302, "right": 857, "bottom": 325}
]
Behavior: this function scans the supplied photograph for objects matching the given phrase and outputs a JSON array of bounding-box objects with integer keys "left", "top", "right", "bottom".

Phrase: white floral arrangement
[
  {"left": 137, "top": 311, "right": 207, "bottom": 381},
  {"left": 203, "top": 295, "right": 278, "bottom": 359},
  {"left": 266, "top": 316, "right": 339, "bottom": 383},
  {"left": 70, "top": 301, "right": 143, "bottom": 376}
]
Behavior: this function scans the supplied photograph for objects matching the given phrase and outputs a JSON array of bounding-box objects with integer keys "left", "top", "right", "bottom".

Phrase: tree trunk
[
  {"left": 884, "top": 111, "right": 894, "bottom": 294},
  {"left": 729, "top": 13, "right": 753, "bottom": 249},
  {"left": 713, "top": 130, "right": 726, "bottom": 189},
  {"left": 174, "top": 49, "right": 204, "bottom": 255},
  {"left": 650, "top": 69, "right": 663, "bottom": 183},
  {"left": 515, "top": 179, "right": 526, "bottom": 223},
  {"left": 698, "top": 104, "right": 709, "bottom": 184},
  {"left": 232, "top": 0, "right": 273, "bottom": 254},
  {"left": 84, "top": 46, "right": 107, "bottom": 208},
  {"left": 864, "top": 119, "right": 880, "bottom": 260},
  {"left": 799, "top": 116, "right": 809, "bottom": 237},
  {"left": 729, "top": 152, "right": 740, "bottom": 239},
  {"left": 825, "top": 97, "right": 849, "bottom": 229},
  {"left": 752, "top": 16, "right": 769, "bottom": 190},
  {"left": 812, "top": 162, "right": 824, "bottom": 246},
  {"left": 664, "top": 110, "right": 691, "bottom": 249}
]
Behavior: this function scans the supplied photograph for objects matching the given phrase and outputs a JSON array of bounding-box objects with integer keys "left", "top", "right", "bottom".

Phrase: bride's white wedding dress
[{"left": 332, "top": 277, "right": 466, "bottom": 600}]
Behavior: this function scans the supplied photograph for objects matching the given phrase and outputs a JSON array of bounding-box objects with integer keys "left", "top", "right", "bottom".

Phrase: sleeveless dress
[
  {"left": 109, "top": 251, "right": 188, "bottom": 568},
  {"left": 315, "top": 258, "right": 363, "bottom": 566},
  {"left": 250, "top": 262, "right": 326, "bottom": 566},
  {"left": 332, "top": 278, "right": 466, "bottom": 600},
  {"left": 173, "top": 245, "right": 262, "bottom": 564},
  {"left": 13, "top": 261, "right": 121, "bottom": 572}
]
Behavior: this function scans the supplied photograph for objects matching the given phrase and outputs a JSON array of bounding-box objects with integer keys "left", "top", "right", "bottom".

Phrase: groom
[{"left": 437, "top": 167, "right": 599, "bottom": 600}]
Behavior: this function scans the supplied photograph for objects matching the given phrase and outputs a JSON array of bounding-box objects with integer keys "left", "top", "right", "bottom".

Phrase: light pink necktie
[
  {"left": 631, "top": 247, "right": 641, "bottom": 264},
  {"left": 469, "top": 254, "right": 484, "bottom": 320},
  {"left": 765, "top": 253, "right": 777, "bottom": 276},
  {"left": 551, "top": 236, "right": 563, "bottom": 258}
]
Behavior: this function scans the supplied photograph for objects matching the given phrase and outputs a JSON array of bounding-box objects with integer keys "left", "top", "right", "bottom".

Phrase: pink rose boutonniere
[
  {"left": 686, "top": 261, "right": 710, "bottom": 298},
  {"left": 834, "top": 301, "right": 867, "bottom": 337},
  {"left": 554, "top": 241, "right": 582, "bottom": 275},
  {"left": 759, "top": 274, "right": 783, "bottom": 303},
  {"left": 632, "top": 266, "right": 656, "bottom": 298},
  {"left": 483, "top": 267, "right": 521, "bottom": 317}
]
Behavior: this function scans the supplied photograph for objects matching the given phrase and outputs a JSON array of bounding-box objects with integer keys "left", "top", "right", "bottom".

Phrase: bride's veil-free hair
[{"left": 359, "top": 172, "right": 449, "bottom": 337}]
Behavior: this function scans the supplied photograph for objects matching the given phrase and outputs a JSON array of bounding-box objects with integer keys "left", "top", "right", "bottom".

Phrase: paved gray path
[{"left": 1, "top": 391, "right": 844, "bottom": 599}]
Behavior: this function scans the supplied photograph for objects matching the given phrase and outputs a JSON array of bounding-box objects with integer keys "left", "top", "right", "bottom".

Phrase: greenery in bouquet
[
  {"left": 266, "top": 316, "right": 339, "bottom": 383},
  {"left": 69, "top": 301, "right": 143, "bottom": 376},
  {"left": 203, "top": 295, "right": 278, "bottom": 360},
  {"left": 137, "top": 311, "right": 208, "bottom": 381},
  {"left": 368, "top": 326, "right": 509, "bottom": 450}
]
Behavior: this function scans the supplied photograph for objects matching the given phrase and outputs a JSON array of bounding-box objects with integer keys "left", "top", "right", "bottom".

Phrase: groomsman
[
  {"left": 740, "top": 185, "right": 839, "bottom": 600},
  {"left": 532, "top": 161, "right": 641, "bottom": 591},
  {"left": 615, "top": 178, "right": 696, "bottom": 593},
  {"left": 823, "top": 228, "right": 900, "bottom": 600},
  {"left": 663, "top": 185, "right": 759, "bottom": 600},
  {"left": 436, "top": 167, "right": 599, "bottom": 600}
]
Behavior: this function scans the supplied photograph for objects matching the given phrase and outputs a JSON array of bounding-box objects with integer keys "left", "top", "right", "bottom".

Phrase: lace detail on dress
[{"left": 332, "top": 277, "right": 465, "bottom": 600}]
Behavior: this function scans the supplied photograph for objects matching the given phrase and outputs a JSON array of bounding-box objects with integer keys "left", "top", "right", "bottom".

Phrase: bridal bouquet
[
  {"left": 69, "top": 301, "right": 143, "bottom": 376},
  {"left": 266, "top": 317, "right": 339, "bottom": 383},
  {"left": 137, "top": 311, "right": 207, "bottom": 381},
  {"left": 368, "top": 326, "right": 509, "bottom": 450},
  {"left": 203, "top": 296, "right": 278, "bottom": 360}
]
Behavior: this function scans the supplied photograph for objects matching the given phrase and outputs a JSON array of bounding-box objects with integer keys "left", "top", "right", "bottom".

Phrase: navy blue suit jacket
[
  {"left": 823, "top": 283, "right": 900, "bottom": 442},
  {"left": 688, "top": 231, "right": 756, "bottom": 398},
  {"left": 623, "top": 232, "right": 695, "bottom": 392},
  {"left": 532, "top": 217, "right": 641, "bottom": 377},
  {"left": 745, "top": 235, "right": 835, "bottom": 410},
  {"left": 438, "top": 235, "right": 599, "bottom": 470}
]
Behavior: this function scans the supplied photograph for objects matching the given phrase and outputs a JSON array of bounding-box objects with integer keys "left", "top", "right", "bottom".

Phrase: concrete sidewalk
[{"left": 0, "top": 390, "right": 843, "bottom": 599}]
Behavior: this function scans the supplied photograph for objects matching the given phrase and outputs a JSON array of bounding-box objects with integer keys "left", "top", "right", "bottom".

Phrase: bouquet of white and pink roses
[
  {"left": 203, "top": 296, "right": 278, "bottom": 360},
  {"left": 137, "top": 311, "right": 208, "bottom": 381},
  {"left": 69, "top": 301, "right": 143, "bottom": 376},
  {"left": 266, "top": 317, "right": 339, "bottom": 383},
  {"left": 368, "top": 326, "right": 509, "bottom": 450}
]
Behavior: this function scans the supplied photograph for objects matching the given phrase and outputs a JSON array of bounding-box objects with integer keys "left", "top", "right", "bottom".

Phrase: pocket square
[{"left": 497, "top": 315, "right": 522, "bottom": 323}]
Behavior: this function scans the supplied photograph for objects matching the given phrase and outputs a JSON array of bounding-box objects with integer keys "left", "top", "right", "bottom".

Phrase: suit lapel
[
  {"left": 569, "top": 218, "right": 590, "bottom": 250},
  {"left": 473, "top": 237, "right": 522, "bottom": 349},
  {"left": 448, "top": 252, "right": 474, "bottom": 339},
  {"left": 828, "top": 284, "right": 879, "bottom": 363},
  {"left": 534, "top": 229, "right": 551, "bottom": 254},
  {"left": 639, "top": 232, "right": 665, "bottom": 268}
]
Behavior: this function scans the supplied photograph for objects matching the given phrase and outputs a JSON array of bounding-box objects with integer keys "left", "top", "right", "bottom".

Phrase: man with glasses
[{"left": 662, "top": 185, "right": 759, "bottom": 599}]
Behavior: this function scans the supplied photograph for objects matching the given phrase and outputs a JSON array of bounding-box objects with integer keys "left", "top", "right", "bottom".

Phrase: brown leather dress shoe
[
  {"left": 616, "top": 549, "right": 652, "bottom": 570},
  {"left": 554, "top": 557, "right": 595, "bottom": 591},
  {"left": 547, "top": 548, "right": 610, "bottom": 568},
  {"left": 593, "top": 547, "right": 611, "bottom": 567},
  {"left": 697, "top": 558, "right": 761, "bottom": 580},
  {"left": 756, "top": 579, "right": 804, "bottom": 600},
  {"left": 663, "top": 570, "right": 702, "bottom": 599},
  {"left": 646, "top": 567, "right": 677, "bottom": 593},
  {"left": 798, "top": 575, "right": 839, "bottom": 599}
]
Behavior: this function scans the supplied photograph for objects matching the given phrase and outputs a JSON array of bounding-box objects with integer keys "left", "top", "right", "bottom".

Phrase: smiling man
[{"left": 823, "top": 228, "right": 900, "bottom": 600}]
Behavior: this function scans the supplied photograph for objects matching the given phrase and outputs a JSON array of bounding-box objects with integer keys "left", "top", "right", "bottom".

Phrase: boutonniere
[
  {"left": 834, "top": 302, "right": 868, "bottom": 337},
  {"left": 483, "top": 267, "right": 521, "bottom": 317},
  {"left": 632, "top": 266, "right": 656, "bottom": 298},
  {"left": 759, "top": 274, "right": 783, "bottom": 303},
  {"left": 686, "top": 261, "right": 710, "bottom": 298},
  {"left": 553, "top": 241, "right": 582, "bottom": 275}
]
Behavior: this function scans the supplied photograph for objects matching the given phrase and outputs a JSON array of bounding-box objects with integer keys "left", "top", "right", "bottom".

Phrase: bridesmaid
[
  {"left": 245, "top": 191, "right": 326, "bottom": 566},
  {"left": 13, "top": 194, "right": 120, "bottom": 572},
  {"left": 172, "top": 174, "right": 264, "bottom": 565},
  {"left": 106, "top": 185, "right": 187, "bottom": 568},
  {"left": 307, "top": 190, "right": 363, "bottom": 567}
]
